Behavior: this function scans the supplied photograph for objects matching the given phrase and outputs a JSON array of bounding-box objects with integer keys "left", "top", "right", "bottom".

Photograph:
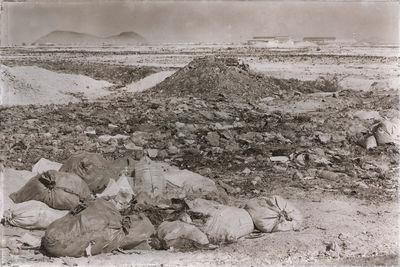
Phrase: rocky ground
[{"left": 0, "top": 44, "right": 399, "bottom": 266}]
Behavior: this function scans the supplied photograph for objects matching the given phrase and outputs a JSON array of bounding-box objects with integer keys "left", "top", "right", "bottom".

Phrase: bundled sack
[
  {"left": 245, "top": 195, "right": 303, "bottom": 233},
  {"left": 133, "top": 157, "right": 167, "bottom": 200},
  {"left": 60, "top": 151, "right": 109, "bottom": 193},
  {"left": 3, "top": 200, "right": 68, "bottom": 230},
  {"left": 162, "top": 166, "right": 226, "bottom": 202},
  {"left": 119, "top": 214, "right": 155, "bottom": 250},
  {"left": 187, "top": 199, "right": 254, "bottom": 244},
  {"left": 157, "top": 221, "right": 209, "bottom": 249},
  {"left": 42, "top": 198, "right": 126, "bottom": 257},
  {"left": 9, "top": 170, "right": 91, "bottom": 210}
]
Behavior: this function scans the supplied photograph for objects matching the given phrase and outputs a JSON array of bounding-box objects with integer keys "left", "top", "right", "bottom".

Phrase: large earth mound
[{"left": 150, "top": 56, "right": 340, "bottom": 100}]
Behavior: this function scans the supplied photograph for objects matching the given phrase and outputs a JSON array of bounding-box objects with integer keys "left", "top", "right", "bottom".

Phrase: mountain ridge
[{"left": 33, "top": 30, "right": 146, "bottom": 45}]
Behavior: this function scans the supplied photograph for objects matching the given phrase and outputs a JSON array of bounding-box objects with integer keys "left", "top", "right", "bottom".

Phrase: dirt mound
[
  {"left": 0, "top": 64, "right": 113, "bottom": 106},
  {"left": 150, "top": 56, "right": 340, "bottom": 100}
]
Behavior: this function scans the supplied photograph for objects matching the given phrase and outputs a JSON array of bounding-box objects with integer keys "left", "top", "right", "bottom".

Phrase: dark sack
[
  {"left": 9, "top": 170, "right": 91, "bottom": 210},
  {"left": 119, "top": 213, "right": 155, "bottom": 250},
  {"left": 60, "top": 152, "right": 109, "bottom": 194},
  {"left": 42, "top": 198, "right": 126, "bottom": 257}
]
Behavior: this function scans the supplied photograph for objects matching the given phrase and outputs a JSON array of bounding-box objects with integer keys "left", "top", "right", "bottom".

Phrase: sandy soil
[
  {"left": 0, "top": 65, "right": 113, "bottom": 105},
  {"left": 2, "top": 192, "right": 398, "bottom": 266}
]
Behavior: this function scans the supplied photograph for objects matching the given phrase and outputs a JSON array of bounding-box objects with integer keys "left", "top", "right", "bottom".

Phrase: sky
[{"left": 2, "top": 0, "right": 399, "bottom": 45}]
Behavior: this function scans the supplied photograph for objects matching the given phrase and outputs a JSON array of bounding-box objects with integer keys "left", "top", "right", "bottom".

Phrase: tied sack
[
  {"left": 9, "top": 170, "right": 91, "bottom": 210},
  {"left": 60, "top": 152, "right": 109, "bottom": 194},
  {"left": 157, "top": 221, "right": 209, "bottom": 249},
  {"left": 3, "top": 200, "right": 69, "bottom": 230},
  {"left": 187, "top": 199, "right": 254, "bottom": 244},
  {"left": 42, "top": 198, "right": 126, "bottom": 257},
  {"left": 119, "top": 214, "right": 155, "bottom": 250},
  {"left": 245, "top": 195, "right": 303, "bottom": 233}
]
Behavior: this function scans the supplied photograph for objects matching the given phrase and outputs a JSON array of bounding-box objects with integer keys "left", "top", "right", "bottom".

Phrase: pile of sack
[{"left": 2, "top": 151, "right": 303, "bottom": 257}]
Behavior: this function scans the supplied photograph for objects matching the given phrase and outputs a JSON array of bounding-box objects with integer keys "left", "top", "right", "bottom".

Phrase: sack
[
  {"left": 42, "top": 198, "right": 126, "bottom": 257},
  {"left": 60, "top": 152, "right": 110, "bottom": 193},
  {"left": 245, "top": 195, "right": 303, "bottom": 233},
  {"left": 187, "top": 199, "right": 254, "bottom": 244},
  {"left": 157, "top": 221, "right": 209, "bottom": 249},
  {"left": 120, "top": 214, "right": 155, "bottom": 250},
  {"left": 3, "top": 200, "right": 68, "bottom": 230},
  {"left": 9, "top": 170, "right": 92, "bottom": 210},
  {"left": 133, "top": 157, "right": 167, "bottom": 199},
  {"left": 163, "top": 167, "right": 222, "bottom": 200}
]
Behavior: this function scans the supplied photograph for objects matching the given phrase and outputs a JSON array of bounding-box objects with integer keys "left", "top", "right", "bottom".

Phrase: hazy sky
[{"left": 3, "top": 0, "right": 399, "bottom": 45}]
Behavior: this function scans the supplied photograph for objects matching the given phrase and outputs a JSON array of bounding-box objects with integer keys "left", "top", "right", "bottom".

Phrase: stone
[
  {"left": 84, "top": 127, "right": 96, "bottom": 135},
  {"left": 158, "top": 150, "right": 169, "bottom": 160},
  {"left": 242, "top": 168, "right": 251, "bottom": 174},
  {"left": 270, "top": 156, "right": 289, "bottom": 163},
  {"left": 206, "top": 132, "right": 220, "bottom": 147},
  {"left": 317, "top": 132, "right": 331, "bottom": 144},
  {"left": 364, "top": 135, "right": 377, "bottom": 149},
  {"left": 175, "top": 122, "right": 185, "bottom": 128},
  {"left": 108, "top": 124, "right": 118, "bottom": 129},
  {"left": 147, "top": 149, "right": 158, "bottom": 158},
  {"left": 168, "top": 145, "right": 179, "bottom": 155},
  {"left": 353, "top": 110, "right": 381, "bottom": 121}
]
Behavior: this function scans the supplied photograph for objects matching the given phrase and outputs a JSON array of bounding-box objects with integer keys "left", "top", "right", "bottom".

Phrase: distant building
[
  {"left": 248, "top": 36, "right": 290, "bottom": 44},
  {"left": 303, "top": 37, "right": 336, "bottom": 44}
]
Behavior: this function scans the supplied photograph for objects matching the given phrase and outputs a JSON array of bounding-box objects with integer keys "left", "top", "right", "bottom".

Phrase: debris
[
  {"left": 373, "top": 120, "right": 398, "bottom": 145},
  {"left": 98, "top": 134, "right": 130, "bottom": 142},
  {"left": 270, "top": 156, "right": 289, "bottom": 163},
  {"left": 97, "top": 172, "right": 134, "bottom": 210},
  {"left": 32, "top": 158, "right": 62, "bottom": 174},
  {"left": 242, "top": 168, "right": 251, "bottom": 175},
  {"left": 17, "top": 233, "right": 41, "bottom": 248},
  {"left": 353, "top": 110, "right": 381, "bottom": 121},
  {"left": 84, "top": 127, "right": 96, "bottom": 135},
  {"left": 245, "top": 195, "right": 303, "bottom": 233},
  {"left": 316, "top": 132, "right": 332, "bottom": 144},
  {"left": 147, "top": 149, "right": 159, "bottom": 158},
  {"left": 205, "top": 132, "right": 220, "bottom": 147},
  {"left": 362, "top": 135, "right": 377, "bottom": 149}
]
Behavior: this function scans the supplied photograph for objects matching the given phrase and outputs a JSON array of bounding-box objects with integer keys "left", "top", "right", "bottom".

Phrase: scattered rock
[{"left": 205, "top": 132, "right": 220, "bottom": 147}]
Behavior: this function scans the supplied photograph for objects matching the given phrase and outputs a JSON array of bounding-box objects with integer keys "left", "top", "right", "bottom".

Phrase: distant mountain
[
  {"left": 107, "top": 31, "right": 146, "bottom": 43},
  {"left": 33, "top": 30, "right": 146, "bottom": 45}
]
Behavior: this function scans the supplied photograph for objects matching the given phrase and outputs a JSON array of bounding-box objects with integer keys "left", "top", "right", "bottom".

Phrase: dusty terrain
[{"left": 0, "top": 43, "right": 399, "bottom": 266}]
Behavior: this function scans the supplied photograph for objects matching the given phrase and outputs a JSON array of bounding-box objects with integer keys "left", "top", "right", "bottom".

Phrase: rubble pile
[
  {"left": 1, "top": 88, "right": 397, "bottom": 201},
  {"left": 150, "top": 56, "right": 340, "bottom": 100}
]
